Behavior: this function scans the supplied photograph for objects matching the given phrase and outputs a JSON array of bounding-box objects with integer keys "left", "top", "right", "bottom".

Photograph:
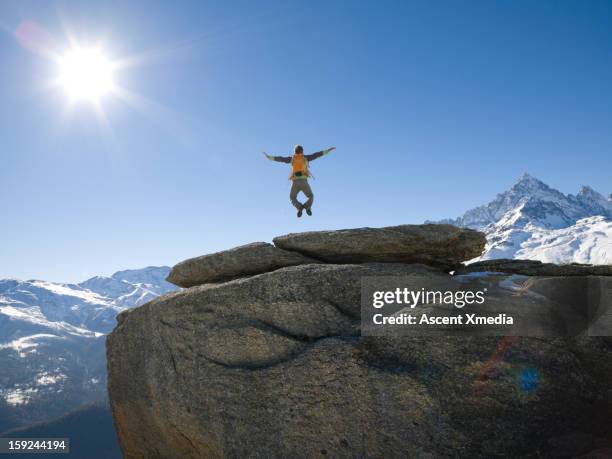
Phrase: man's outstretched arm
[
  {"left": 305, "top": 147, "right": 336, "bottom": 161},
  {"left": 262, "top": 152, "right": 291, "bottom": 163}
]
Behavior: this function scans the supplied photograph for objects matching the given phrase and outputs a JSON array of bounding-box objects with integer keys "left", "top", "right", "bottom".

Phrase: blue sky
[{"left": 1, "top": 0, "right": 611, "bottom": 282}]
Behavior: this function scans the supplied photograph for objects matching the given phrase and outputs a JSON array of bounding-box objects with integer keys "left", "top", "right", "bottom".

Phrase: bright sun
[{"left": 57, "top": 47, "right": 115, "bottom": 102}]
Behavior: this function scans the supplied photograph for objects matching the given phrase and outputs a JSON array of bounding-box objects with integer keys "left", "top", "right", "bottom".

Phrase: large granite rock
[
  {"left": 458, "top": 258, "right": 612, "bottom": 277},
  {"left": 273, "top": 224, "right": 485, "bottom": 268},
  {"left": 107, "top": 263, "right": 612, "bottom": 458},
  {"left": 166, "top": 242, "right": 318, "bottom": 287}
]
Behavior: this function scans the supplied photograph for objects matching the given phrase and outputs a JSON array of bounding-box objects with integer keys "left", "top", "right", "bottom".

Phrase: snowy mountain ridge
[
  {"left": 0, "top": 266, "right": 175, "bottom": 340},
  {"left": 440, "top": 173, "right": 612, "bottom": 229},
  {"left": 0, "top": 266, "right": 176, "bottom": 418},
  {"left": 435, "top": 173, "right": 612, "bottom": 264}
]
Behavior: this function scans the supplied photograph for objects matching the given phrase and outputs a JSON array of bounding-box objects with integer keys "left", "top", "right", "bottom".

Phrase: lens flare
[{"left": 518, "top": 368, "right": 540, "bottom": 392}]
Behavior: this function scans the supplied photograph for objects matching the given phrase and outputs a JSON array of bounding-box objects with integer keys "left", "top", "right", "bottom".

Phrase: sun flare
[{"left": 57, "top": 47, "right": 115, "bottom": 102}]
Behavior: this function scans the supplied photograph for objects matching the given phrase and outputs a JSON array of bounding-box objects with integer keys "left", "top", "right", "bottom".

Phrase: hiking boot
[
  {"left": 305, "top": 208, "right": 312, "bottom": 216},
  {"left": 297, "top": 208, "right": 303, "bottom": 218}
]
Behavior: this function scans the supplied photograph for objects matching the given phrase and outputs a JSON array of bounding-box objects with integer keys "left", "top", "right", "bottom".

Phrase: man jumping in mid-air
[{"left": 263, "top": 145, "right": 336, "bottom": 217}]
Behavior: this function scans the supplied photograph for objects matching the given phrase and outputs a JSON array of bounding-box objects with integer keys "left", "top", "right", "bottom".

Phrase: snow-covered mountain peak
[
  {"left": 443, "top": 174, "right": 611, "bottom": 230},
  {"left": 578, "top": 185, "right": 597, "bottom": 196},
  {"left": 77, "top": 266, "right": 174, "bottom": 308},
  {"left": 435, "top": 174, "right": 611, "bottom": 265},
  {"left": 437, "top": 174, "right": 586, "bottom": 229},
  {"left": 573, "top": 186, "right": 612, "bottom": 218},
  {"left": 109, "top": 266, "right": 172, "bottom": 293},
  {"left": 513, "top": 172, "right": 550, "bottom": 191},
  {"left": 110, "top": 265, "right": 169, "bottom": 283},
  {"left": 506, "top": 174, "right": 567, "bottom": 206}
]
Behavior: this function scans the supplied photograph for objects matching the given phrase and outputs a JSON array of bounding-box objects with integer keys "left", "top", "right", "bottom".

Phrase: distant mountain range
[
  {"left": 0, "top": 267, "right": 176, "bottom": 431},
  {"left": 433, "top": 173, "right": 612, "bottom": 264}
]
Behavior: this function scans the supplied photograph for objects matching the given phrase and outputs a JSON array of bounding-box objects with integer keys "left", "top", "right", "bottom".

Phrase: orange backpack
[{"left": 290, "top": 154, "right": 309, "bottom": 179}]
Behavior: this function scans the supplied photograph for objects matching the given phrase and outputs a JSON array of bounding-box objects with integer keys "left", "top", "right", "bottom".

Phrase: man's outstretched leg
[{"left": 290, "top": 181, "right": 304, "bottom": 217}]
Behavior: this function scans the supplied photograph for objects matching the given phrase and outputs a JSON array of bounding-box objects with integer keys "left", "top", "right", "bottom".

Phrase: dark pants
[{"left": 290, "top": 180, "right": 313, "bottom": 210}]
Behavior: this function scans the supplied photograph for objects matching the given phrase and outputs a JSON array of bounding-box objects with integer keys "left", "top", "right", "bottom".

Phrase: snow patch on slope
[{"left": 514, "top": 217, "right": 612, "bottom": 264}]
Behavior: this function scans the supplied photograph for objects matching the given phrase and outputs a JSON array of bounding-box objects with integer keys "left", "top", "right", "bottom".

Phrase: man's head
[{"left": 294, "top": 145, "right": 304, "bottom": 155}]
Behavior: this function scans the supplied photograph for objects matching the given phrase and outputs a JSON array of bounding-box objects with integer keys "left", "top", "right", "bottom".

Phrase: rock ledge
[
  {"left": 458, "top": 258, "right": 612, "bottom": 277},
  {"left": 166, "top": 242, "right": 318, "bottom": 287}
]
